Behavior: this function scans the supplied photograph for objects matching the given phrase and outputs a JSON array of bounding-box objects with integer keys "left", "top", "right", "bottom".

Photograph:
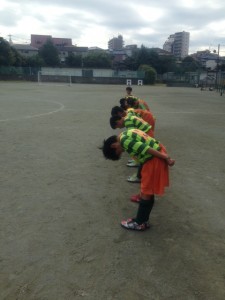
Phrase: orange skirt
[{"left": 141, "top": 144, "right": 169, "bottom": 196}]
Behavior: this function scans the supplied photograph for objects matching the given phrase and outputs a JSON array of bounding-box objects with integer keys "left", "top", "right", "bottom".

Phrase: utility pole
[
  {"left": 8, "top": 34, "right": 13, "bottom": 44},
  {"left": 215, "top": 44, "right": 220, "bottom": 88}
]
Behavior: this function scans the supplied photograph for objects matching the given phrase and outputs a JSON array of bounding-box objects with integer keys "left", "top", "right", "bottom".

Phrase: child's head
[
  {"left": 119, "top": 98, "right": 128, "bottom": 110},
  {"left": 110, "top": 115, "right": 124, "bottom": 129},
  {"left": 127, "top": 96, "right": 138, "bottom": 108},
  {"left": 126, "top": 86, "right": 132, "bottom": 95},
  {"left": 100, "top": 135, "right": 123, "bottom": 160},
  {"left": 111, "top": 106, "right": 126, "bottom": 117}
]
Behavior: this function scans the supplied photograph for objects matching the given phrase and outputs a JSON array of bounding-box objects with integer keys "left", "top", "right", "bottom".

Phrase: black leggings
[{"left": 137, "top": 164, "right": 143, "bottom": 179}]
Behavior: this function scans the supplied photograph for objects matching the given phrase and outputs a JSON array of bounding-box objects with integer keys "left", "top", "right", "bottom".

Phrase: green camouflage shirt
[
  {"left": 120, "top": 129, "right": 160, "bottom": 164},
  {"left": 124, "top": 114, "right": 151, "bottom": 132}
]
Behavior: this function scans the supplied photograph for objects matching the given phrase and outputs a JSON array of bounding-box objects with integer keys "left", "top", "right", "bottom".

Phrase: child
[
  {"left": 101, "top": 129, "right": 175, "bottom": 231},
  {"left": 111, "top": 106, "right": 155, "bottom": 134},
  {"left": 126, "top": 96, "right": 150, "bottom": 111},
  {"left": 119, "top": 98, "right": 129, "bottom": 110},
  {"left": 110, "top": 114, "right": 154, "bottom": 183},
  {"left": 120, "top": 96, "right": 150, "bottom": 112},
  {"left": 111, "top": 106, "right": 156, "bottom": 177},
  {"left": 110, "top": 114, "right": 154, "bottom": 138},
  {"left": 125, "top": 86, "right": 133, "bottom": 97}
]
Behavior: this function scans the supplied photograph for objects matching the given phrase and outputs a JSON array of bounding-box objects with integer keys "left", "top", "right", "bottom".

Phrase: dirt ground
[{"left": 0, "top": 82, "right": 224, "bottom": 300}]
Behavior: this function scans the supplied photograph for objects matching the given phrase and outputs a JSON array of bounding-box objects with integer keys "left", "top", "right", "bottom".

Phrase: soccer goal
[{"left": 38, "top": 71, "right": 72, "bottom": 86}]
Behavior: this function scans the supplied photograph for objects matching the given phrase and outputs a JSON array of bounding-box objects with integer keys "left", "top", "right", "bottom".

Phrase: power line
[{"left": 4, "top": 34, "right": 30, "bottom": 43}]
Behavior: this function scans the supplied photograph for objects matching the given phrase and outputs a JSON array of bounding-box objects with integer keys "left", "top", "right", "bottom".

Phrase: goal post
[{"left": 38, "top": 71, "right": 72, "bottom": 86}]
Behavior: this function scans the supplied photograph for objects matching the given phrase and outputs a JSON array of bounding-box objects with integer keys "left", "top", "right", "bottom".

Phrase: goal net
[{"left": 38, "top": 71, "right": 72, "bottom": 86}]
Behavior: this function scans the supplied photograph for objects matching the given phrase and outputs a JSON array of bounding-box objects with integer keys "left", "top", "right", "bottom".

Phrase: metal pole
[{"left": 215, "top": 44, "right": 220, "bottom": 89}]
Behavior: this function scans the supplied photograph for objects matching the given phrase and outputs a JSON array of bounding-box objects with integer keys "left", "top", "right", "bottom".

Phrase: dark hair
[
  {"left": 111, "top": 106, "right": 124, "bottom": 116},
  {"left": 126, "top": 86, "right": 132, "bottom": 92},
  {"left": 110, "top": 115, "right": 121, "bottom": 129},
  {"left": 119, "top": 98, "right": 127, "bottom": 110},
  {"left": 100, "top": 135, "right": 120, "bottom": 160},
  {"left": 127, "top": 96, "right": 137, "bottom": 107}
]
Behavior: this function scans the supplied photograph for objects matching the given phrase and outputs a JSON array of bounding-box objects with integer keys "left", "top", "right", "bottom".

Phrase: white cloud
[
  {"left": 138, "top": 28, "right": 155, "bottom": 35},
  {"left": 0, "top": 0, "right": 225, "bottom": 53},
  {"left": 131, "top": 5, "right": 164, "bottom": 22}
]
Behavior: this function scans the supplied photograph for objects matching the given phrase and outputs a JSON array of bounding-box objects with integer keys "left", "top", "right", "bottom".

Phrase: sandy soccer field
[{"left": 0, "top": 82, "right": 225, "bottom": 299}]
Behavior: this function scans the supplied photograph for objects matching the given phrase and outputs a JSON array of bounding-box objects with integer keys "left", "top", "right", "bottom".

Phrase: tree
[
  {"left": 138, "top": 64, "right": 157, "bottom": 84},
  {"left": 123, "top": 55, "right": 138, "bottom": 71},
  {"left": 39, "top": 39, "right": 60, "bottom": 67},
  {"left": 82, "top": 52, "right": 112, "bottom": 68},
  {"left": 134, "top": 46, "right": 160, "bottom": 70},
  {"left": 23, "top": 54, "right": 44, "bottom": 68},
  {"left": 180, "top": 56, "right": 201, "bottom": 73},
  {"left": 65, "top": 53, "right": 82, "bottom": 67},
  {"left": 156, "top": 55, "right": 178, "bottom": 74},
  {"left": 122, "top": 46, "right": 178, "bottom": 74},
  {"left": 0, "top": 37, "right": 23, "bottom": 66}
]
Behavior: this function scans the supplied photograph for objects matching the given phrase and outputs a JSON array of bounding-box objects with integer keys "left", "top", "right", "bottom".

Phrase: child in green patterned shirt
[
  {"left": 110, "top": 114, "right": 153, "bottom": 137},
  {"left": 101, "top": 129, "right": 175, "bottom": 231}
]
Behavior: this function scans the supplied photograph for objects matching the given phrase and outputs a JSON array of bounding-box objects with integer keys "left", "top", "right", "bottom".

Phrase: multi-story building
[
  {"left": 163, "top": 35, "right": 175, "bottom": 53},
  {"left": 108, "top": 35, "right": 124, "bottom": 51},
  {"left": 124, "top": 44, "right": 138, "bottom": 57},
  {"left": 30, "top": 34, "right": 86, "bottom": 62},
  {"left": 190, "top": 50, "right": 218, "bottom": 70},
  {"left": 31, "top": 34, "right": 72, "bottom": 49},
  {"left": 163, "top": 31, "right": 189, "bottom": 59},
  {"left": 173, "top": 31, "right": 189, "bottom": 58},
  {"left": 12, "top": 44, "right": 38, "bottom": 57}
]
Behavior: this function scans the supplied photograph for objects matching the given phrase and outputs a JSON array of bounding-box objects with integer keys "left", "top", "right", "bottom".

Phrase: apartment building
[
  {"left": 12, "top": 44, "right": 38, "bottom": 57},
  {"left": 31, "top": 34, "right": 72, "bottom": 49},
  {"left": 108, "top": 35, "right": 124, "bottom": 51},
  {"left": 163, "top": 31, "right": 190, "bottom": 59}
]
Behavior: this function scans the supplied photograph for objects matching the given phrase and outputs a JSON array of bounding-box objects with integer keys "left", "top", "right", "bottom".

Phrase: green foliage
[
  {"left": 0, "top": 36, "right": 206, "bottom": 77},
  {"left": 138, "top": 64, "right": 157, "bottom": 84},
  {"left": 180, "top": 56, "right": 201, "bottom": 72},
  {"left": 82, "top": 52, "right": 112, "bottom": 68},
  {"left": 155, "top": 55, "right": 178, "bottom": 74},
  {"left": 122, "top": 46, "right": 178, "bottom": 74},
  {"left": 39, "top": 39, "right": 60, "bottom": 67},
  {"left": 0, "top": 37, "right": 23, "bottom": 66},
  {"left": 123, "top": 56, "right": 139, "bottom": 70},
  {"left": 65, "top": 53, "right": 82, "bottom": 67},
  {"left": 23, "top": 54, "right": 44, "bottom": 67},
  {"left": 136, "top": 46, "right": 159, "bottom": 68}
]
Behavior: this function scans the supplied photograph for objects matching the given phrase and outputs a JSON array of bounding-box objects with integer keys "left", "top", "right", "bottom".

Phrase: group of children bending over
[{"left": 100, "top": 86, "right": 175, "bottom": 231}]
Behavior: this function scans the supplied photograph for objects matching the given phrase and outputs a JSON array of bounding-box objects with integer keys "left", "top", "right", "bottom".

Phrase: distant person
[
  {"left": 119, "top": 96, "right": 151, "bottom": 112},
  {"left": 125, "top": 86, "right": 133, "bottom": 97}
]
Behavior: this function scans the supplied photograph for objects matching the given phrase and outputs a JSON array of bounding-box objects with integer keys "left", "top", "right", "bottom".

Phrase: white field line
[{"left": 0, "top": 100, "right": 65, "bottom": 122}]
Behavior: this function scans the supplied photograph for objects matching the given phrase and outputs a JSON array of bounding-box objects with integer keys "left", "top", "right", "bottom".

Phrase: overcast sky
[{"left": 1, "top": 0, "right": 225, "bottom": 55}]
